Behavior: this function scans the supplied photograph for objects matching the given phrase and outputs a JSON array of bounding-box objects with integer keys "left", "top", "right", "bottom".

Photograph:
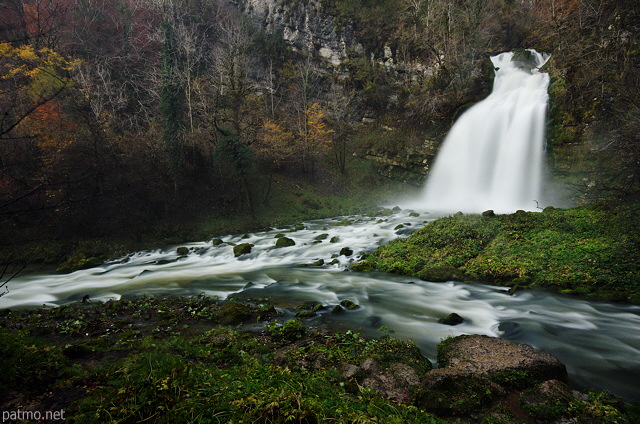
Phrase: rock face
[{"left": 237, "top": 0, "right": 361, "bottom": 67}]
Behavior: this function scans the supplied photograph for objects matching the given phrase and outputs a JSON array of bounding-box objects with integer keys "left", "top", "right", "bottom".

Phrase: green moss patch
[{"left": 352, "top": 202, "right": 640, "bottom": 302}]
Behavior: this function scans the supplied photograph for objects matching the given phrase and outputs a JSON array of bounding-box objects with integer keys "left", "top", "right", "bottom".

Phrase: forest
[{"left": 0, "top": 0, "right": 638, "bottom": 260}]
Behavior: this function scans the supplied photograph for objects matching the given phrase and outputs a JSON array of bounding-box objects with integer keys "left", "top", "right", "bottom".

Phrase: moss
[
  {"left": 493, "top": 369, "right": 536, "bottom": 390},
  {"left": 275, "top": 236, "right": 296, "bottom": 248},
  {"left": 352, "top": 202, "right": 640, "bottom": 303},
  {"left": 218, "top": 301, "right": 254, "bottom": 325},
  {"left": 176, "top": 246, "right": 189, "bottom": 255},
  {"left": 340, "top": 299, "right": 359, "bottom": 310},
  {"left": 436, "top": 336, "right": 456, "bottom": 368},
  {"left": 412, "top": 374, "right": 500, "bottom": 416},
  {"left": 56, "top": 254, "right": 105, "bottom": 273},
  {"left": 233, "top": 242, "right": 254, "bottom": 257},
  {"left": 268, "top": 319, "right": 307, "bottom": 343},
  {"left": 0, "top": 330, "right": 73, "bottom": 393}
]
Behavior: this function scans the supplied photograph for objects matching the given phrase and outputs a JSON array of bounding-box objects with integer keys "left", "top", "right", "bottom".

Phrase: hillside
[{"left": 0, "top": 0, "right": 638, "bottom": 247}]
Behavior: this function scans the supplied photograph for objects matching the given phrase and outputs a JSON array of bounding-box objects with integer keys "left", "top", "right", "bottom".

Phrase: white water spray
[{"left": 418, "top": 50, "right": 551, "bottom": 214}]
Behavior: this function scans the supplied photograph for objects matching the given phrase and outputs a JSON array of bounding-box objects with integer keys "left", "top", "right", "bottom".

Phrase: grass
[
  {"left": 0, "top": 296, "right": 445, "bottom": 424},
  {"left": 352, "top": 201, "right": 640, "bottom": 303},
  {"left": 0, "top": 295, "right": 633, "bottom": 423}
]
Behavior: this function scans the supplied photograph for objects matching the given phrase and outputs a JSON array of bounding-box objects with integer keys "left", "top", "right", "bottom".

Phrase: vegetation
[
  {"left": 0, "top": 296, "right": 633, "bottom": 423},
  {"left": 353, "top": 201, "right": 640, "bottom": 303},
  {"left": 1, "top": 0, "right": 638, "bottom": 269}
]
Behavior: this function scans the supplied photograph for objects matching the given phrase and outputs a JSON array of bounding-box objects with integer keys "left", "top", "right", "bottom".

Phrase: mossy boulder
[
  {"left": 176, "top": 246, "right": 189, "bottom": 256},
  {"left": 314, "top": 233, "right": 329, "bottom": 241},
  {"left": 412, "top": 369, "right": 503, "bottom": 416},
  {"left": 218, "top": 302, "right": 254, "bottom": 325},
  {"left": 340, "top": 299, "right": 359, "bottom": 310},
  {"left": 233, "top": 243, "right": 254, "bottom": 257},
  {"left": 56, "top": 254, "right": 104, "bottom": 273},
  {"left": 275, "top": 237, "right": 296, "bottom": 248},
  {"left": 437, "top": 335, "right": 568, "bottom": 387},
  {"left": 211, "top": 238, "right": 224, "bottom": 245}
]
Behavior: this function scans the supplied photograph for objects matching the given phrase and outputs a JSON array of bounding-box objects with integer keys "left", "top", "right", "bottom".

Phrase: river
[{"left": 2, "top": 208, "right": 639, "bottom": 403}]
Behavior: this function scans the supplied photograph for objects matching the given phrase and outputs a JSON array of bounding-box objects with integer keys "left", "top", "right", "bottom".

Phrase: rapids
[{"left": 2, "top": 209, "right": 640, "bottom": 402}]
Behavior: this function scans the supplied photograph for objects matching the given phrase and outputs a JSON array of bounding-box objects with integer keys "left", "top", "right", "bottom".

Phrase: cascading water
[{"left": 417, "top": 50, "right": 551, "bottom": 214}]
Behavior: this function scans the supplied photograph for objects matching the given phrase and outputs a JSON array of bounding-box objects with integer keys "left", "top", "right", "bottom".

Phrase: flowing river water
[{"left": 2, "top": 209, "right": 640, "bottom": 403}]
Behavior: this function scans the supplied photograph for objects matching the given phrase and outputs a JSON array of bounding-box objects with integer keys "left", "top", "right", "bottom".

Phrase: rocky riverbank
[{"left": 0, "top": 296, "right": 634, "bottom": 423}]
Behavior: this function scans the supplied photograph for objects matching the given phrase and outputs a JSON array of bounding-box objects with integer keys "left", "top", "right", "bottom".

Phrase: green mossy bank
[
  {"left": 1, "top": 296, "right": 634, "bottom": 423},
  {"left": 352, "top": 201, "right": 640, "bottom": 303}
]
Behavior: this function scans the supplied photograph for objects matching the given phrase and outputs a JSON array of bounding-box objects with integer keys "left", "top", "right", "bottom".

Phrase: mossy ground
[
  {"left": 1, "top": 296, "right": 635, "bottom": 423},
  {"left": 352, "top": 201, "right": 640, "bottom": 303},
  {"left": 0, "top": 296, "right": 443, "bottom": 424}
]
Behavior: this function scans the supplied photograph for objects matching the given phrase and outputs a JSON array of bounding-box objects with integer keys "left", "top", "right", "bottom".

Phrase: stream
[{"left": 2, "top": 208, "right": 640, "bottom": 403}]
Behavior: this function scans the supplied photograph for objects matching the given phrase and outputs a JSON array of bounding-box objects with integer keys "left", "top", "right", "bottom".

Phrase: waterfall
[{"left": 418, "top": 50, "right": 551, "bottom": 214}]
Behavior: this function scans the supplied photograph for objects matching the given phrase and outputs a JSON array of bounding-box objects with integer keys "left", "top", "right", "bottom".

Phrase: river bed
[{"left": 2, "top": 209, "right": 639, "bottom": 402}]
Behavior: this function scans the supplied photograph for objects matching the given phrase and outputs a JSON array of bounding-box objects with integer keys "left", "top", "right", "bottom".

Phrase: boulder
[
  {"left": 233, "top": 243, "right": 254, "bottom": 257},
  {"left": 275, "top": 236, "right": 296, "bottom": 248},
  {"left": 412, "top": 335, "right": 568, "bottom": 416},
  {"left": 339, "top": 299, "right": 359, "bottom": 310},
  {"left": 438, "top": 312, "right": 464, "bottom": 325},
  {"left": 437, "top": 335, "right": 568, "bottom": 386},
  {"left": 339, "top": 247, "right": 353, "bottom": 256}
]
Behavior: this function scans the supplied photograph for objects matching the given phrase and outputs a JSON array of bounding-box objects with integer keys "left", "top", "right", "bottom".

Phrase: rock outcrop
[{"left": 412, "top": 335, "right": 570, "bottom": 417}]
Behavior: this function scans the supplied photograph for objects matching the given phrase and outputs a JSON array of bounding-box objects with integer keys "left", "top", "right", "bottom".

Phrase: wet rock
[
  {"left": 211, "top": 238, "right": 224, "bottom": 245},
  {"left": 340, "top": 247, "right": 353, "bottom": 256},
  {"left": 314, "top": 233, "right": 329, "bottom": 242},
  {"left": 395, "top": 227, "right": 415, "bottom": 236},
  {"left": 331, "top": 305, "right": 344, "bottom": 314},
  {"left": 330, "top": 236, "right": 340, "bottom": 243},
  {"left": 310, "top": 259, "right": 325, "bottom": 266},
  {"left": 438, "top": 312, "right": 464, "bottom": 326},
  {"left": 233, "top": 243, "right": 254, "bottom": 257},
  {"left": 275, "top": 236, "right": 295, "bottom": 248},
  {"left": 176, "top": 246, "right": 189, "bottom": 256},
  {"left": 340, "top": 299, "right": 359, "bottom": 310},
  {"left": 295, "top": 310, "right": 316, "bottom": 319}
]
